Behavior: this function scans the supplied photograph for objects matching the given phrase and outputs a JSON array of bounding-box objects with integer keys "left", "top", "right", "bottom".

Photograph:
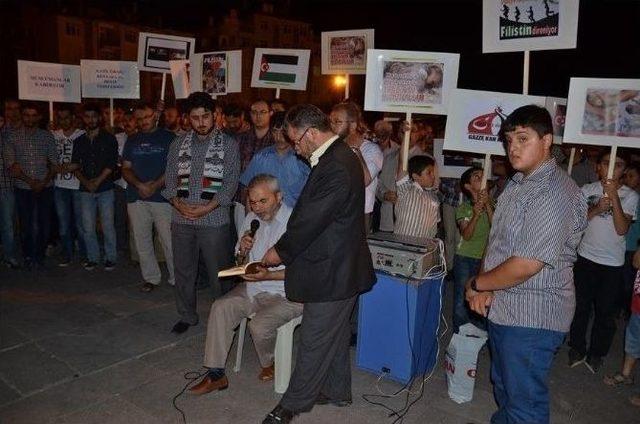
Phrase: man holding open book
[{"left": 189, "top": 174, "right": 302, "bottom": 394}]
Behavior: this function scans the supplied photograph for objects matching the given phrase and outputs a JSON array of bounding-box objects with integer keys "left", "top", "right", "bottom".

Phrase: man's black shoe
[
  {"left": 262, "top": 404, "right": 297, "bottom": 424},
  {"left": 171, "top": 321, "right": 192, "bottom": 334},
  {"left": 315, "top": 393, "right": 352, "bottom": 407}
]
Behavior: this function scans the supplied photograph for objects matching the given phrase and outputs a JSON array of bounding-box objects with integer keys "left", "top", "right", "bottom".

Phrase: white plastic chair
[{"left": 233, "top": 314, "right": 303, "bottom": 393}]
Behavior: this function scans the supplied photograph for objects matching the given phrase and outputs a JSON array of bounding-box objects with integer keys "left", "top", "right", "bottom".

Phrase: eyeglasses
[
  {"left": 295, "top": 127, "right": 311, "bottom": 144},
  {"left": 329, "top": 119, "right": 353, "bottom": 126}
]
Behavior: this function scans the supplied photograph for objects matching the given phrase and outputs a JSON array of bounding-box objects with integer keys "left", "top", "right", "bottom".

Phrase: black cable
[{"left": 172, "top": 369, "right": 210, "bottom": 424}]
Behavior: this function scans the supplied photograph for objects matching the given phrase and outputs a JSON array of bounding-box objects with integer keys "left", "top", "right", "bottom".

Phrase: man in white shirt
[
  {"left": 52, "top": 105, "right": 86, "bottom": 266},
  {"left": 329, "top": 101, "right": 383, "bottom": 233},
  {"left": 189, "top": 174, "right": 302, "bottom": 395}
]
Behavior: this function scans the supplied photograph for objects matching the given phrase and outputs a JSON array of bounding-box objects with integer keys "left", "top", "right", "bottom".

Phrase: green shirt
[{"left": 455, "top": 201, "right": 490, "bottom": 259}]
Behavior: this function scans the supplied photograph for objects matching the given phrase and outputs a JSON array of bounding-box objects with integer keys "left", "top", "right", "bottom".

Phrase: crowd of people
[{"left": 2, "top": 92, "right": 640, "bottom": 422}]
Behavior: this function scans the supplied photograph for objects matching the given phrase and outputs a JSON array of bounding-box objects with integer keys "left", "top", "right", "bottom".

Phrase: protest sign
[
  {"left": 18, "top": 60, "right": 81, "bottom": 103},
  {"left": 364, "top": 49, "right": 460, "bottom": 115},
  {"left": 565, "top": 77, "right": 640, "bottom": 148},
  {"left": 321, "top": 29, "right": 374, "bottom": 75},
  {"left": 137, "top": 32, "right": 196, "bottom": 73},
  {"left": 80, "top": 60, "right": 139, "bottom": 99},
  {"left": 251, "top": 48, "right": 310, "bottom": 91},
  {"left": 443, "top": 88, "right": 546, "bottom": 156},
  {"left": 482, "top": 0, "right": 580, "bottom": 53}
]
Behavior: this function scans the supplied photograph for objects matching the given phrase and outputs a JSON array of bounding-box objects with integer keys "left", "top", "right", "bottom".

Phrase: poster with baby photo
[
  {"left": 321, "top": 29, "right": 374, "bottom": 75},
  {"left": 364, "top": 49, "right": 460, "bottom": 115},
  {"left": 565, "top": 78, "right": 640, "bottom": 148}
]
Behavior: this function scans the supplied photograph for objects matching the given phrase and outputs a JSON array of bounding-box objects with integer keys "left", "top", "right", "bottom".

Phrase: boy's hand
[
  {"left": 595, "top": 196, "right": 612, "bottom": 213},
  {"left": 384, "top": 190, "right": 398, "bottom": 203},
  {"left": 602, "top": 179, "right": 619, "bottom": 200}
]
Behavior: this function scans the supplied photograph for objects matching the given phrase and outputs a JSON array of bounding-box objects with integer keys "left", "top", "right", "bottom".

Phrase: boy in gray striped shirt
[{"left": 465, "top": 105, "right": 587, "bottom": 424}]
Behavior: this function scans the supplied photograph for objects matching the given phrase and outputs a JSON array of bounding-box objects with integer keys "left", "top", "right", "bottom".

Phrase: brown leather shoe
[
  {"left": 188, "top": 375, "right": 229, "bottom": 395},
  {"left": 258, "top": 364, "right": 275, "bottom": 381}
]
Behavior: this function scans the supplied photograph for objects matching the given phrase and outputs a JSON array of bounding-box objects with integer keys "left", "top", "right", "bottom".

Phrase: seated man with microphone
[{"left": 190, "top": 173, "right": 302, "bottom": 395}]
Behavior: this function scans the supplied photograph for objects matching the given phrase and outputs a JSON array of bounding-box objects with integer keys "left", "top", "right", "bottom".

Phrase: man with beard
[
  {"left": 68, "top": 103, "right": 119, "bottom": 271},
  {"left": 163, "top": 92, "right": 240, "bottom": 334},
  {"left": 122, "top": 101, "right": 175, "bottom": 292},
  {"left": 4, "top": 103, "right": 58, "bottom": 269},
  {"left": 260, "top": 104, "right": 375, "bottom": 423}
]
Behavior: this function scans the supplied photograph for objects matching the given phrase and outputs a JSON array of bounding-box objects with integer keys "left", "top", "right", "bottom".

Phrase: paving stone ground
[{"left": 1, "top": 259, "right": 638, "bottom": 423}]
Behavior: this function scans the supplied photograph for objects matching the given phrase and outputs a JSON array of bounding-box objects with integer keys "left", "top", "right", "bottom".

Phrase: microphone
[{"left": 249, "top": 219, "right": 260, "bottom": 238}]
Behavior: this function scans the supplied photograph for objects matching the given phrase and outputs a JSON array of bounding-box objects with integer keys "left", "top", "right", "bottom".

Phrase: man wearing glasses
[
  {"left": 237, "top": 99, "right": 275, "bottom": 172},
  {"left": 261, "top": 104, "right": 375, "bottom": 424},
  {"left": 240, "top": 111, "right": 310, "bottom": 208},
  {"left": 121, "top": 101, "right": 176, "bottom": 293}
]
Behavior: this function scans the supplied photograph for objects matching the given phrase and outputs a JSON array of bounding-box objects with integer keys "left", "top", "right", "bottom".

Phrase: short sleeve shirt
[{"left": 455, "top": 201, "right": 490, "bottom": 260}]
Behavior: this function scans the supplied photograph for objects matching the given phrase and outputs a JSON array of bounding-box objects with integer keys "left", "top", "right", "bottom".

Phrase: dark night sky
[{"left": 287, "top": 0, "right": 639, "bottom": 98}]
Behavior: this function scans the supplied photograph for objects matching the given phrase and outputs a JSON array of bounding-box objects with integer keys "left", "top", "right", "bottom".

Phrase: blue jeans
[
  {"left": 0, "top": 189, "right": 16, "bottom": 262},
  {"left": 79, "top": 190, "right": 116, "bottom": 263},
  {"left": 452, "top": 254, "right": 484, "bottom": 333},
  {"left": 488, "top": 321, "right": 565, "bottom": 424},
  {"left": 14, "top": 187, "right": 54, "bottom": 263},
  {"left": 54, "top": 187, "right": 86, "bottom": 260}
]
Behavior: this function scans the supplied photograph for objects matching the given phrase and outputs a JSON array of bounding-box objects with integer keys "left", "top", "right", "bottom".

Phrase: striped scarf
[{"left": 177, "top": 130, "right": 225, "bottom": 199}]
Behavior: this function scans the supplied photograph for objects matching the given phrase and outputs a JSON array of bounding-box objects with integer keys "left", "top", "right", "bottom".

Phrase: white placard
[
  {"left": 169, "top": 60, "right": 191, "bottom": 99},
  {"left": 564, "top": 78, "right": 640, "bottom": 148},
  {"left": 17, "top": 60, "right": 81, "bottom": 103},
  {"left": 364, "top": 49, "right": 460, "bottom": 115},
  {"left": 251, "top": 48, "right": 310, "bottom": 91},
  {"left": 321, "top": 29, "right": 374, "bottom": 75},
  {"left": 434, "top": 139, "right": 485, "bottom": 179},
  {"left": 482, "top": 0, "right": 580, "bottom": 53},
  {"left": 80, "top": 60, "right": 139, "bottom": 99},
  {"left": 545, "top": 96, "right": 567, "bottom": 144},
  {"left": 137, "top": 32, "right": 196, "bottom": 73},
  {"left": 443, "top": 88, "right": 546, "bottom": 156}
]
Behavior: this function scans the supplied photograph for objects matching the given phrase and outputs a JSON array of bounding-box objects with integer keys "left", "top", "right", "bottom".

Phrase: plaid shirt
[
  {"left": 235, "top": 128, "right": 275, "bottom": 172},
  {"left": 3, "top": 127, "right": 57, "bottom": 190},
  {"left": 0, "top": 129, "right": 14, "bottom": 191}
]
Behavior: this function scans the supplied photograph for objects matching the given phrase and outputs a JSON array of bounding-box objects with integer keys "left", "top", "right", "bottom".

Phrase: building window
[
  {"left": 261, "top": 22, "right": 268, "bottom": 31},
  {"left": 124, "top": 31, "right": 136, "bottom": 43},
  {"left": 65, "top": 22, "right": 79, "bottom": 36}
]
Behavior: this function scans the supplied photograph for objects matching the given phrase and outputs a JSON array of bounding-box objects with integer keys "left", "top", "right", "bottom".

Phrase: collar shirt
[
  {"left": 236, "top": 204, "right": 292, "bottom": 298},
  {"left": 484, "top": 159, "right": 588, "bottom": 332}
]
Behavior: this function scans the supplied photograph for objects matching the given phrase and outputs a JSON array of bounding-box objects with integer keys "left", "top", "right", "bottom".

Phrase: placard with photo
[
  {"left": 565, "top": 77, "right": 640, "bottom": 148},
  {"left": 321, "top": 29, "right": 374, "bottom": 75},
  {"left": 364, "top": 49, "right": 460, "bottom": 115},
  {"left": 137, "top": 32, "right": 195, "bottom": 73}
]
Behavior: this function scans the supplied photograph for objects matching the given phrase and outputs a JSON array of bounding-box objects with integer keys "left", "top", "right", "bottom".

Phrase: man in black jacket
[{"left": 261, "top": 104, "right": 376, "bottom": 423}]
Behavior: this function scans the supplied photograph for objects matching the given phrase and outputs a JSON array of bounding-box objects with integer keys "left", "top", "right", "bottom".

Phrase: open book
[{"left": 218, "top": 261, "right": 263, "bottom": 278}]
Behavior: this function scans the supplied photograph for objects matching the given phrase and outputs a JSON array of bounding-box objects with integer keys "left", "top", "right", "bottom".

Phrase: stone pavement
[{"left": 0, "top": 260, "right": 638, "bottom": 424}]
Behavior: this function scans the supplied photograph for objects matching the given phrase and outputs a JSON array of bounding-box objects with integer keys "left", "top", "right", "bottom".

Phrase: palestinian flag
[{"left": 259, "top": 54, "right": 299, "bottom": 84}]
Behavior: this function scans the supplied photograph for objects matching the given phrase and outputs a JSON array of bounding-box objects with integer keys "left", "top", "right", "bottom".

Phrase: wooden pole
[
  {"left": 401, "top": 112, "right": 412, "bottom": 172},
  {"left": 275, "top": 88, "right": 281, "bottom": 99},
  {"left": 160, "top": 73, "right": 167, "bottom": 101},
  {"left": 481, "top": 153, "right": 491, "bottom": 190},
  {"left": 109, "top": 98, "right": 114, "bottom": 128},
  {"left": 345, "top": 74, "right": 350, "bottom": 100},
  {"left": 606, "top": 145, "right": 618, "bottom": 180},
  {"left": 522, "top": 51, "right": 530, "bottom": 95},
  {"left": 567, "top": 147, "right": 576, "bottom": 176},
  {"left": 49, "top": 101, "right": 54, "bottom": 125}
]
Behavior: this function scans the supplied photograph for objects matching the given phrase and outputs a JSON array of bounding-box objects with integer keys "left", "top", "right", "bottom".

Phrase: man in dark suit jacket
[{"left": 261, "top": 104, "right": 376, "bottom": 423}]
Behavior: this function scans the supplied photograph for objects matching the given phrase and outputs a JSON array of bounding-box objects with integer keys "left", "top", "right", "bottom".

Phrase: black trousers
[
  {"left": 569, "top": 255, "right": 623, "bottom": 358},
  {"left": 280, "top": 295, "right": 357, "bottom": 412}
]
